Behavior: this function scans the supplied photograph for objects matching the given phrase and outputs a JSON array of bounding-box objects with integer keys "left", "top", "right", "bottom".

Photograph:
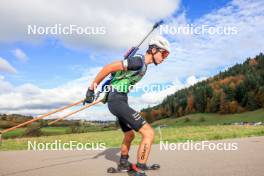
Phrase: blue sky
[
  {"left": 0, "top": 0, "right": 230, "bottom": 88},
  {"left": 0, "top": 0, "right": 263, "bottom": 120},
  {"left": 179, "top": 0, "right": 230, "bottom": 20}
]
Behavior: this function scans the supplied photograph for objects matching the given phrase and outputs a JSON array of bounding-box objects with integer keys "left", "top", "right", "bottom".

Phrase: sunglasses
[{"left": 158, "top": 49, "right": 169, "bottom": 58}]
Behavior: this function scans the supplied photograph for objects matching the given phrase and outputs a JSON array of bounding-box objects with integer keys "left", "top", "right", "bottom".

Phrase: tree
[
  {"left": 256, "top": 87, "right": 264, "bottom": 108},
  {"left": 210, "top": 92, "right": 221, "bottom": 112},
  {"left": 143, "top": 109, "right": 155, "bottom": 123},
  {"left": 193, "top": 85, "right": 212, "bottom": 112},
  {"left": 177, "top": 107, "right": 184, "bottom": 117},
  {"left": 186, "top": 95, "right": 194, "bottom": 113},
  {"left": 220, "top": 92, "right": 229, "bottom": 114},
  {"left": 229, "top": 101, "right": 238, "bottom": 113},
  {"left": 25, "top": 124, "right": 43, "bottom": 137},
  {"left": 235, "top": 83, "right": 246, "bottom": 103},
  {"left": 140, "top": 53, "right": 264, "bottom": 122},
  {"left": 246, "top": 91, "right": 260, "bottom": 110},
  {"left": 223, "top": 85, "right": 234, "bottom": 101}
]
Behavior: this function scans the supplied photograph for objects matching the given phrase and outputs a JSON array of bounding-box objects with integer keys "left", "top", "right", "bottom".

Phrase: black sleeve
[{"left": 124, "top": 56, "right": 143, "bottom": 71}]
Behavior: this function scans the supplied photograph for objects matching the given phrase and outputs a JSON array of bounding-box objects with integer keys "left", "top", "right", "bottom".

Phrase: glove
[{"left": 83, "top": 88, "right": 94, "bottom": 105}]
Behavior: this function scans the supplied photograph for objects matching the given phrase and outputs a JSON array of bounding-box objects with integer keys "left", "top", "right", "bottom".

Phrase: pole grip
[{"left": 153, "top": 20, "right": 164, "bottom": 29}]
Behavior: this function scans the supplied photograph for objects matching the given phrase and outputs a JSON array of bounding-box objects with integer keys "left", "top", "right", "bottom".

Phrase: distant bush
[
  {"left": 212, "top": 134, "right": 223, "bottom": 140},
  {"left": 199, "top": 117, "right": 206, "bottom": 122},
  {"left": 25, "top": 124, "right": 43, "bottom": 137},
  {"left": 0, "top": 120, "right": 15, "bottom": 129},
  {"left": 184, "top": 118, "right": 191, "bottom": 123},
  {"left": 67, "top": 125, "right": 117, "bottom": 134}
]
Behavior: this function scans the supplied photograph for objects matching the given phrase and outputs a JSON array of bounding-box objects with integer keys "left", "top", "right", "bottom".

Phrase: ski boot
[
  {"left": 107, "top": 155, "right": 132, "bottom": 173},
  {"left": 117, "top": 156, "right": 132, "bottom": 172},
  {"left": 130, "top": 164, "right": 147, "bottom": 176},
  {"left": 136, "top": 163, "right": 160, "bottom": 170}
]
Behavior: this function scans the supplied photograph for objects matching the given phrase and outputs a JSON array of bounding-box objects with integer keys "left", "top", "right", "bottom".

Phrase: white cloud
[
  {"left": 133, "top": 0, "right": 264, "bottom": 108},
  {"left": 186, "top": 75, "right": 207, "bottom": 86},
  {"left": 0, "top": 0, "right": 179, "bottom": 50},
  {"left": 0, "top": 66, "right": 110, "bottom": 119},
  {"left": 134, "top": 75, "right": 206, "bottom": 106},
  {"left": 139, "top": 0, "right": 264, "bottom": 86},
  {"left": 12, "top": 48, "right": 28, "bottom": 62},
  {"left": 0, "top": 57, "right": 17, "bottom": 74},
  {"left": 0, "top": 71, "right": 205, "bottom": 120},
  {"left": 0, "top": 0, "right": 263, "bottom": 120},
  {"left": 0, "top": 76, "right": 14, "bottom": 94}
]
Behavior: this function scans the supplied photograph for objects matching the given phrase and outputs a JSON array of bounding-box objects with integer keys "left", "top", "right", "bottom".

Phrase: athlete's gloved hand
[{"left": 83, "top": 88, "right": 94, "bottom": 105}]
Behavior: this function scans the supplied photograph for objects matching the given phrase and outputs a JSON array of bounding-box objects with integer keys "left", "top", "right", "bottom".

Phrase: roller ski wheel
[
  {"left": 107, "top": 163, "right": 160, "bottom": 174},
  {"left": 107, "top": 162, "right": 132, "bottom": 173},
  {"left": 144, "top": 164, "right": 160, "bottom": 170}
]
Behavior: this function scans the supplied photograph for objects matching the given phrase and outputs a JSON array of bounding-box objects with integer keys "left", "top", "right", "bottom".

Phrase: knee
[
  {"left": 140, "top": 125, "right": 155, "bottom": 142},
  {"left": 147, "top": 128, "right": 155, "bottom": 142},
  {"left": 124, "top": 130, "right": 135, "bottom": 142}
]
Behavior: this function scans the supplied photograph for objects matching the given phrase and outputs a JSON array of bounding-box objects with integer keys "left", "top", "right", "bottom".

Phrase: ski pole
[
  {"left": 136, "top": 20, "right": 164, "bottom": 48},
  {"left": 21, "top": 99, "right": 102, "bottom": 136},
  {"left": 101, "top": 20, "right": 164, "bottom": 91},
  {"left": 47, "top": 99, "right": 102, "bottom": 126},
  {"left": 0, "top": 99, "right": 84, "bottom": 134},
  {"left": 124, "top": 20, "right": 164, "bottom": 59},
  {"left": 42, "top": 91, "right": 107, "bottom": 126}
]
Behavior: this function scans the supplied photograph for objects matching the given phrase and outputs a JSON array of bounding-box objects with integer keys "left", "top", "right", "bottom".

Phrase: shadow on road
[
  {"left": 1, "top": 156, "right": 92, "bottom": 176},
  {"left": 92, "top": 147, "right": 120, "bottom": 164},
  {"left": 2, "top": 148, "right": 128, "bottom": 176},
  {"left": 92, "top": 148, "right": 134, "bottom": 175}
]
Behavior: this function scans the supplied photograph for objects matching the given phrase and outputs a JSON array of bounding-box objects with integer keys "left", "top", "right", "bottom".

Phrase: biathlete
[{"left": 84, "top": 35, "right": 170, "bottom": 176}]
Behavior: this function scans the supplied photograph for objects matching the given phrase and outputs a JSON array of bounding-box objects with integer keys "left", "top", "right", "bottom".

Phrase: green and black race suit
[
  {"left": 110, "top": 54, "right": 147, "bottom": 93},
  {"left": 108, "top": 54, "right": 148, "bottom": 132}
]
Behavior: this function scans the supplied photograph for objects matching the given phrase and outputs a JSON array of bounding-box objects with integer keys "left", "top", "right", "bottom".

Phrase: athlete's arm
[
  {"left": 89, "top": 61, "right": 124, "bottom": 90},
  {"left": 89, "top": 56, "right": 144, "bottom": 90}
]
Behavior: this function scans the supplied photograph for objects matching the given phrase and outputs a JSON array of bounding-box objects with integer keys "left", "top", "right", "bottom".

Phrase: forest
[{"left": 141, "top": 53, "right": 264, "bottom": 122}]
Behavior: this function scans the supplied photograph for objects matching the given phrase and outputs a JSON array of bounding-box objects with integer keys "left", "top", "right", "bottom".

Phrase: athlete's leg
[
  {"left": 121, "top": 129, "right": 135, "bottom": 156},
  {"left": 137, "top": 123, "right": 155, "bottom": 165},
  {"left": 109, "top": 100, "right": 152, "bottom": 166},
  {"left": 116, "top": 120, "right": 135, "bottom": 171},
  {"left": 118, "top": 129, "right": 135, "bottom": 171},
  {"left": 107, "top": 91, "right": 152, "bottom": 174}
]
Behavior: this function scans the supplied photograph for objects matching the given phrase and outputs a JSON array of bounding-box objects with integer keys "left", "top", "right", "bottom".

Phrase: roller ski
[
  {"left": 107, "top": 163, "right": 160, "bottom": 174},
  {"left": 128, "top": 163, "right": 160, "bottom": 176}
]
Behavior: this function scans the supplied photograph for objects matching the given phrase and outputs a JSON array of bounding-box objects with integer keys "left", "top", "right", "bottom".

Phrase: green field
[
  {"left": 152, "top": 109, "right": 264, "bottom": 127},
  {"left": 0, "top": 125, "right": 116, "bottom": 139},
  {"left": 0, "top": 127, "right": 70, "bottom": 139},
  {"left": 0, "top": 109, "right": 264, "bottom": 151}
]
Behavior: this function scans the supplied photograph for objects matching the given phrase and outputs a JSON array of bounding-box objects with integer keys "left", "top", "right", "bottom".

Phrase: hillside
[
  {"left": 151, "top": 108, "right": 264, "bottom": 127},
  {"left": 0, "top": 108, "right": 264, "bottom": 151},
  {"left": 1, "top": 109, "right": 264, "bottom": 150},
  {"left": 141, "top": 53, "right": 264, "bottom": 122},
  {"left": 0, "top": 114, "right": 114, "bottom": 129}
]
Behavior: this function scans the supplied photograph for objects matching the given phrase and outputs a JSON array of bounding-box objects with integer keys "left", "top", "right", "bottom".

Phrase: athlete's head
[{"left": 147, "top": 35, "right": 170, "bottom": 65}]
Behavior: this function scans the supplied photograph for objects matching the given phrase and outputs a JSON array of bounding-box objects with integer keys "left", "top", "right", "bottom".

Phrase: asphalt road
[{"left": 1, "top": 136, "right": 264, "bottom": 176}]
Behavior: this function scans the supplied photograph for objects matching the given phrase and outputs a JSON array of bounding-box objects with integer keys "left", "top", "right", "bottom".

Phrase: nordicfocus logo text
[
  {"left": 28, "top": 140, "right": 106, "bottom": 151},
  {"left": 27, "top": 24, "right": 106, "bottom": 35},
  {"left": 160, "top": 24, "right": 238, "bottom": 36},
  {"left": 160, "top": 140, "right": 238, "bottom": 151}
]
